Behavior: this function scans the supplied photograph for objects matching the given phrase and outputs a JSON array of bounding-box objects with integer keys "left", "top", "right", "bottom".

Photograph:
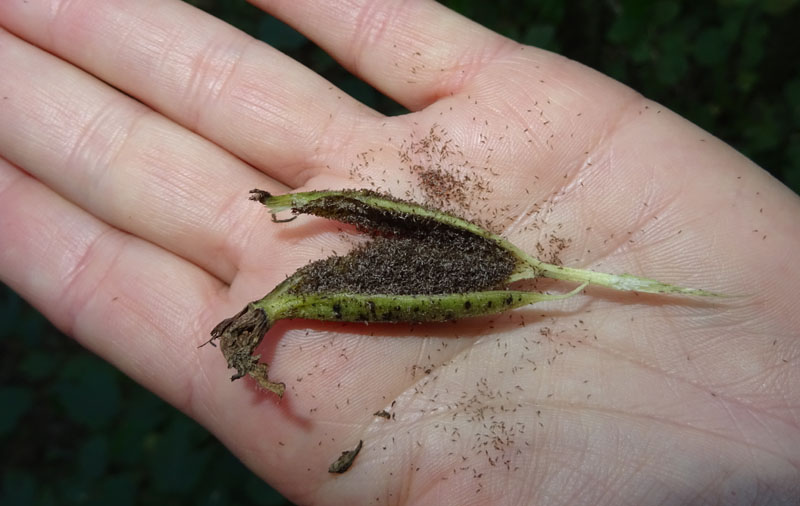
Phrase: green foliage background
[{"left": 2, "top": 1, "right": 798, "bottom": 505}]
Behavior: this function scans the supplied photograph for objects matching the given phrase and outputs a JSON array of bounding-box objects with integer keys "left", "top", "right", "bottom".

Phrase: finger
[
  {"left": 0, "top": 27, "right": 294, "bottom": 284},
  {"left": 0, "top": 0, "right": 381, "bottom": 186},
  {"left": 0, "top": 156, "right": 316, "bottom": 490},
  {"left": 0, "top": 156, "right": 225, "bottom": 413},
  {"left": 252, "top": 0, "right": 526, "bottom": 110}
]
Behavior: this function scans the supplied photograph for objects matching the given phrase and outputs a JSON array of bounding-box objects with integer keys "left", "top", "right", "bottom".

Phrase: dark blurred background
[{"left": 2, "top": 1, "right": 798, "bottom": 505}]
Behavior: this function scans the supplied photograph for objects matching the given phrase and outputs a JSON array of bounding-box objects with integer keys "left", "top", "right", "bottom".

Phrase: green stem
[{"left": 509, "top": 255, "right": 720, "bottom": 296}]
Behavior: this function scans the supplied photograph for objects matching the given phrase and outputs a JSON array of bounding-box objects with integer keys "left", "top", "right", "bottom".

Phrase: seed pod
[
  {"left": 209, "top": 189, "right": 719, "bottom": 396},
  {"left": 254, "top": 189, "right": 720, "bottom": 296},
  {"left": 264, "top": 287, "right": 587, "bottom": 324}
]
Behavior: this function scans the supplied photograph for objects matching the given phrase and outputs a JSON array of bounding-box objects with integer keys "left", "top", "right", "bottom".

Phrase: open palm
[{"left": 1, "top": 1, "right": 798, "bottom": 504}]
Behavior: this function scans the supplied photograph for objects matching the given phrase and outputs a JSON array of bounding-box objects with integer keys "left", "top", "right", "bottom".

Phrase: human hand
[{"left": 1, "top": 1, "right": 798, "bottom": 504}]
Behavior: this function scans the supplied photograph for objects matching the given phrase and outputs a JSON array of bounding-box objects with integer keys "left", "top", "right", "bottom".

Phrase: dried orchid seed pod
[{"left": 209, "top": 189, "right": 720, "bottom": 396}]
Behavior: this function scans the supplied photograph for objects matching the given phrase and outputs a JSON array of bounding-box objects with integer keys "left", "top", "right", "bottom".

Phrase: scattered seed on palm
[{"left": 209, "top": 189, "right": 720, "bottom": 396}]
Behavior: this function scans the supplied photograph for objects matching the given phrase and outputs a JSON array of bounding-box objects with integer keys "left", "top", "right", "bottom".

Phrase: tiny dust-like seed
[{"left": 373, "top": 409, "right": 391, "bottom": 419}]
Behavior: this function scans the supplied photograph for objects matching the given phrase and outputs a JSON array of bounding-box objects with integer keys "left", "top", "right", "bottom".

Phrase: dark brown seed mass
[
  {"left": 282, "top": 190, "right": 518, "bottom": 296},
  {"left": 289, "top": 228, "right": 516, "bottom": 296},
  {"left": 292, "top": 191, "right": 441, "bottom": 236}
]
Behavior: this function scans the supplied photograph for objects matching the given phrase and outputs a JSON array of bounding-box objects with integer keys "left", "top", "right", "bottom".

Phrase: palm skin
[{"left": 0, "top": 1, "right": 798, "bottom": 505}]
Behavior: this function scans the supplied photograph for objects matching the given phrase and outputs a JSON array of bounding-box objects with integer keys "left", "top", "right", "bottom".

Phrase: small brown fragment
[
  {"left": 328, "top": 440, "right": 363, "bottom": 474},
  {"left": 209, "top": 305, "right": 285, "bottom": 396},
  {"left": 373, "top": 410, "right": 391, "bottom": 419}
]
